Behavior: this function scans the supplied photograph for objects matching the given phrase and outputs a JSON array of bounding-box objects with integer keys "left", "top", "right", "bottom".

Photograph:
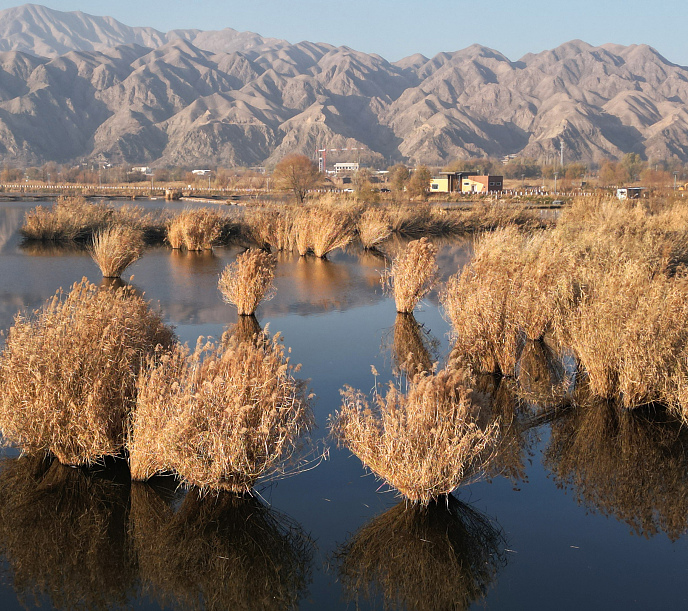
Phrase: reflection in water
[
  {"left": 0, "top": 208, "right": 22, "bottom": 252},
  {"left": 19, "top": 240, "right": 88, "bottom": 257},
  {"left": 0, "top": 456, "right": 134, "bottom": 610},
  {"left": 390, "top": 313, "right": 439, "bottom": 376},
  {"left": 336, "top": 495, "right": 506, "bottom": 611},
  {"left": 544, "top": 400, "right": 688, "bottom": 540},
  {"left": 131, "top": 484, "right": 313, "bottom": 611},
  {"left": 473, "top": 375, "right": 540, "bottom": 485},
  {"left": 515, "top": 339, "right": 571, "bottom": 406},
  {"left": 229, "top": 313, "right": 264, "bottom": 345}
]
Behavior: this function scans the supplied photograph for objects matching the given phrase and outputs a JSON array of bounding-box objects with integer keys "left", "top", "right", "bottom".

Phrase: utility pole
[{"left": 554, "top": 171, "right": 559, "bottom": 194}]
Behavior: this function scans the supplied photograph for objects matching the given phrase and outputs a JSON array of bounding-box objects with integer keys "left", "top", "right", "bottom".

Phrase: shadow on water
[
  {"left": 131, "top": 482, "right": 313, "bottom": 611},
  {"left": 544, "top": 397, "right": 688, "bottom": 541},
  {"left": 0, "top": 455, "right": 134, "bottom": 610},
  {"left": 334, "top": 495, "right": 507, "bottom": 611}
]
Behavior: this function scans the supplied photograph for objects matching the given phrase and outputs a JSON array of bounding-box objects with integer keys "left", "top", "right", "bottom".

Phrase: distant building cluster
[{"left": 430, "top": 171, "right": 503, "bottom": 193}]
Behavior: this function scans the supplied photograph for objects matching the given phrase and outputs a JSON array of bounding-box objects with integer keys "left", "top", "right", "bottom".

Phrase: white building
[
  {"left": 192, "top": 169, "right": 212, "bottom": 176},
  {"left": 333, "top": 162, "right": 359, "bottom": 174}
]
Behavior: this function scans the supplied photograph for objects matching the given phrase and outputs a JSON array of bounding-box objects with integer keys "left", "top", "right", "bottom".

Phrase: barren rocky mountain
[{"left": 0, "top": 4, "right": 687, "bottom": 167}]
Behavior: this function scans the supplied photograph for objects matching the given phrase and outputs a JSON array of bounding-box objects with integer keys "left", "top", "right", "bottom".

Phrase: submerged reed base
[
  {"left": 0, "top": 279, "right": 175, "bottom": 465},
  {"left": 130, "top": 333, "right": 314, "bottom": 492},
  {"left": 332, "top": 367, "right": 498, "bottom": 505}
]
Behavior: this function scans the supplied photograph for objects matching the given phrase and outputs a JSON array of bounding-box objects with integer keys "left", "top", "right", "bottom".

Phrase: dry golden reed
[
  {"left": 0, "top": 279, "right": 175, "bottom": 465},
  {"left": 384, "top": 237, "right": 439, "bottom": 313},
  {"left": 218, "top": 248, "right": 276, "bottom": 315},
  {"left": 167, "top": 208, "right": 225, "bottom": 250},
  {"left": 442, "top": 226, "right": 572, "bottom": 375},
  {"left": 336, "top": 497, "right": 506, "bottom": 611},
  {"left": 293, "top": 204, "right": 355, "bottom": 257},
  {"left": 130, "top": 332, "right": 314, "bottom": 492},
  {"left": 332, "top": 367, "right": 499, "bottom": 505},
  {"left": 442, "top": 196, "right": 688, "bottom": 416},
  {"left": 245, "top": 205, "right": 297, "bottom": 252},
  {"left": 90, "top": 225, "right": 145, "bottom": 278},
  {"left": 20, "top": 196, "right": 163, "bottom": 243},
  {"left": 130, "top": 484, "right": 312, "bottom": 611},
  {"left": 357, "top": 206, "right": 392, "bottom": 249}
]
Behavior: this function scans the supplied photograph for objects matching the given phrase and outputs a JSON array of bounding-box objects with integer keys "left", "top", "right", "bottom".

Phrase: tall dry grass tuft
[
  {"left": 0, "top": 456, "right": 134, "bottom": 610},
  {"left": 0, "top": 279, "right": 175, "bottom": 465},
  {"left": 21, "top": 196, "right": 112, "bottom": 241},
  {"left": 245, "top": 205, "right": 297, "bottom": 252},
  {"left": 357, "top": 206, "right": 392, "bottom": 249},
  {"left": 293, "top": 204, "right": 355, "bottom": 258},
  {"left": 218, "top": 248, "right": 276, "bottom": 315},
  {"left": 331, "top": 367, "right": 499, "bottom": 505},
  {"left": 166, "top": 208, "right": 225, "bottom": 251},
  {"left": 20, "top": 197, "right": 164, "bottom": 243},
  {"left": 384, "top": 237, "right": 439, "bottom": 313},
  {"left": 90, "top": 225, "right": 145, "bottom": 278},
  {"left": 336, "top": 496, "right": 506, "bottom": 611},
  {"left": 130, "top": 332, "right": 314, "bottom": 492},
  {"left": 442, "top": 226, "right": 572, "bottom": 375},
  {"left": 130, "top": 484, "right": 313, "bottom": 611},
  {"left": 544, "top": 399, "right": 688, "bottom": 541}
]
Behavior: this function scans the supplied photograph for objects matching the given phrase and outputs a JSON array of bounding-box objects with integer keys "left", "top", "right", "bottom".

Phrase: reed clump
[
  {"left": 336, "top": 496, "right": 506, "bottom": 611},
  {"left": 130, "top": 485, "right": 312, "bottom": 611},
  {"left": 442, "top": 226, "right": 573, "bottom": 375},
  {"left": 90, "top": 225, "right": 145, "bottom": 278},
  {"left": 0, "top": 279, "right": 175, "bottom": 465},
  {"left": 21, "top": 196, "right": 113, "bottom": 241},
  {"left": 384, "top": 237, "right": 439, "bottom": 313},
  {"left": 20, "top": 197, "right": 164, "bottom": 243},
  {"left": 218, "top": 249, "right": 276, "bottom": 315},
  {"left": 0, "top": 456, "right": 134, "bottom": 610},
  {"left": 357, "top": 206, "right": 392, "bottom": 249},
  {"left": 166, "top": 208, "right": 225, "bottom": 250},
  {"left": 130, "top": 332, "right": 314, "bottom": 492},
  {"left": 294, "top": 204, "right": 355, "bottom": 257},
  {"left": 331, "top": 368, "right": 499, "bottom": 505},
  {"left": 442, "top": 196, "right": 688, "bottom": 414},
  {"left": 245, "top": 205, "right": 297, "bottom": 252}
]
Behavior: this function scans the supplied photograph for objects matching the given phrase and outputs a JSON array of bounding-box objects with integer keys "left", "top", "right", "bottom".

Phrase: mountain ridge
[{"left": 0, "top": 4, "right": 686, "bottom": 166}]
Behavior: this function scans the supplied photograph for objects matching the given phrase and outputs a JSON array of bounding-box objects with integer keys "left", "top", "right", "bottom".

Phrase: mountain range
[{"left": 0, "top": 3, "right": 687, "bottom": 167}]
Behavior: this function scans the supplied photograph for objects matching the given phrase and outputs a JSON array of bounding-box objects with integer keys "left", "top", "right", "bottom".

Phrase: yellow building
[
  {"left": 429, "top": 176, "right": 451, "bottom": 193},
  {"left": 461, "top": 175, "right": 503, "bottom": 193}
]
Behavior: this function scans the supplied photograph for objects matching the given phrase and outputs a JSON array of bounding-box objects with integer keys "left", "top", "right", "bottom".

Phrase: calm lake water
[{"left": 0, "top": 200, "right": 687, "bottom": 610}]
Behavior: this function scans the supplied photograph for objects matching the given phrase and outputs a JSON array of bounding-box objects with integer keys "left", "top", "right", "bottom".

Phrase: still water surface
[{"left": 0, "top": 201, "right": 687, "bottom": 610}]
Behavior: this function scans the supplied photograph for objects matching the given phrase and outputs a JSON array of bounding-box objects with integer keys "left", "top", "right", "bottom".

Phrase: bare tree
[{"left": 273, "top": 154, "right": 319, "bottom": 203}]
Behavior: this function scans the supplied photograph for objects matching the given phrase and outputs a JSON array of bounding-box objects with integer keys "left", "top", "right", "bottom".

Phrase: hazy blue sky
[{"left": 4, "top": 0, "right": 688, "bottom": 64}]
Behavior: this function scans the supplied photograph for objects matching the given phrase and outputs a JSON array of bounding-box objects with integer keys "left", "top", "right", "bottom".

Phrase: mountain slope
[{"left": 0, "top": 5, "right": 687, "bottom": 165}]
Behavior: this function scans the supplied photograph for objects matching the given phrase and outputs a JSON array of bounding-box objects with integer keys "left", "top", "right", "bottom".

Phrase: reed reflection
[
  {"left": 544, "top": 398, "right": 688, "bottom": 540},
  {"left": 0, "top": 455, "right": 134, "bottom": 610},
  {"left": 390, "top": 313, "right": 439, "bottom": 376},
  {"left": 336, "top": 495, "right": 506, "bottom": 611},
  {"left": 131, "top": 483, "right": 313, "bottom": 611}
]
